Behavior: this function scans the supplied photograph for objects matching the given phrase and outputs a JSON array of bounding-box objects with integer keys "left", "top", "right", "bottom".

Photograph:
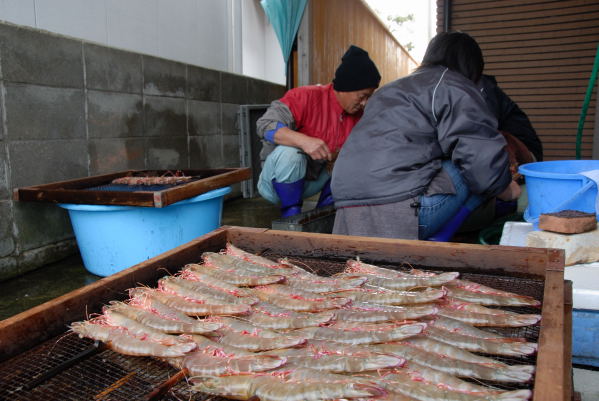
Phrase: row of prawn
[{"left": 71, "top": 243, "right": 541, "bottom": 401}]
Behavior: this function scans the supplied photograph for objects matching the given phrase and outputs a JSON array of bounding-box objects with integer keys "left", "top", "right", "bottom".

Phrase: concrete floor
[{"left": 0, "top": 195, "right": 597, "bottom": 398}]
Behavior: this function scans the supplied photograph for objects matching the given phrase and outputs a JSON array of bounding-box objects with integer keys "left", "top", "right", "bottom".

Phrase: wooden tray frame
[
  {"left": 13, "top": 168, "right": 251, "bottom": 208},
  {"left": 0, "top": 227, "right": 570, "bottom": 400}
]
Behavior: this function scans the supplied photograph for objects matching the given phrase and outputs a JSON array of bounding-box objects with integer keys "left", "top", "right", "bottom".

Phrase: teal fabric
[{"left": 260, "top": 0, "right": 308, "bottom": 64}]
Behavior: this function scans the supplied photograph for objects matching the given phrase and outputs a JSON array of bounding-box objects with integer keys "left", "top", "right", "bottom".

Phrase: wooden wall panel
[
  {"left": 308, "top": 0, "right": 417, "bottom": 87},
  {"left": 437, "top": 0, "right": 599, "bottom": 160}
]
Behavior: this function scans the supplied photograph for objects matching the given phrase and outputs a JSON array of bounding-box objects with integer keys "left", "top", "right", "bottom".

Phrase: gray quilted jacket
[{"left": 332, "top": 65, "right": 511, "bottom": 207}]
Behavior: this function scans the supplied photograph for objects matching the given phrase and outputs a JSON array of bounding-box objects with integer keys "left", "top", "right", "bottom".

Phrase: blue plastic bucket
[
  {"left": 59, "top": 186, "right": 231, "bottom": 277},
  {"left": 519, "top": 160, "right": 599, "bottom": 226}
]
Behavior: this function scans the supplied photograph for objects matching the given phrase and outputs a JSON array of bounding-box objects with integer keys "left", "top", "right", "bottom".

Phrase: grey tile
[
  {"left": 222, "top": 134, "right": 241, "bottom": 168},
  {"left": 143, "top": 96, "right": 187, "bottom": 137},
  {"left": 190, "top": 135, "right": 222, "bottom": 169},
  {"left": 146, "top": 136, "right": 189, "bottom": 170},
  {"left": 13, "top": 201, "right": 73, "bottom": 251},
  {"left": 89, "top": 138, "right": 145, "bottom": 175},
  {"left": 0, "top": 201, "right": 14, "bottom": 257},
  {"left": 188, "top": 100, "right": 220, "bottom": 136},
  {"left": 0, "top": 23, "right": 83, "bottom": 88},
  {"left": 9, "top": 139, "right": 88, "bottom": 188},
  {"left": 5, "top": 83, "right": 85, "bottom": 140},
  {"left": 0, "top": 144, "right": 8, "bottom": 200},
  {"left": 221, "top": 103, "right": 240, "bottom": 135},
  {"left": 265, "top": 82, "right": 286, "bottom": 103},
  {"left": 247, "top": 78, "right": 268, "bottom": 104},
  {"left": 143, "top": 55, "right": 186, "bottom": 97},
  {"left": 221, "top": 72, "right": 248, "bottom": 104},
  {"left": 87, "top": 91, "right": 143, "bottom": 138},
  {"left": 84, "top": 43, "right": 142, "bottom": 93},
  {"left": 187, "top": 65, "right": 220, "bottom": 101}
]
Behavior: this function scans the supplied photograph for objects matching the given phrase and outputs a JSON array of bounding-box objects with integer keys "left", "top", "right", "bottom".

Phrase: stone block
[
  {"left": 9, "top": 139, "right": 88, "bottom": 188},
  {"left": 188, "top": 100, "right": 220, "bottom": 136},
  {"left": 87, "top": 91, "right": 143, "bottom": 138},
  {"left": 143, "top": 55, "right": 186, "bottom": 97},
  {"left": 190, "top": 135, "right": 222, "bottom": 169},
  {"left": 0, "top": 23, "right": 83, "bottom": 88},
  {"left": 5, "top": 83, "right": 85, "bottom": 140},
  {"left": 89, "top": 138, "right": 145, "bottom": 175},
  {"left": 222, "top": 134, "right": 241, "bottom": 168},
  {"left": 0, "top": 144, "right": 8, "bottom": 200},
  {"left": 247, "top": 78, "right": 268, "bottom": 105},
  {"left": 0, "top": 200, "right": 15, "bottom": 257},
  {"left": 84, "top": 43, "right": 143, "bottom": 93},
  {"left": 527, "top": 228, "right": 599, "bottom": 266},
  {"left": 143, "top": 96, "right": 186, "bottom": 137},
  {"left": 221, "top": 103, "right": 240, "bottom": 135},
  {"left": 146, "top": 137, "right": 189, "bottom": 170},
  {"left": 221, "top": 72, "right": 248, "bottom": 104},
  {"left": 187, "top": 65, "right": 220, "bottom": 101},
  {"left": 13, "top": 201, "right": 73, "bottom": 251}
]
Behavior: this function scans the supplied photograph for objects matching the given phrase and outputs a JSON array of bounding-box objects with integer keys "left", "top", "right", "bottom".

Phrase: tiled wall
[{"left": 0, "top": 22, "right": 285, "bottom": 280}]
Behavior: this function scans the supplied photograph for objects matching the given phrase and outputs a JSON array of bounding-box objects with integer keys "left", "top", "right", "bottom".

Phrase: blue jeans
[
  {"left": 418, "top": 161, "right": 483, "bottom": 239},
  {"left": 257, "top": 145, "right": 330, "bottom": 204}
]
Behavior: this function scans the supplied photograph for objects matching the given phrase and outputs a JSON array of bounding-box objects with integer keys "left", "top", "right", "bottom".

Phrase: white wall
[
  {"left": 0, "top": 0, "right": 285, "bottom": 84},
  {"left": 241, "top": 0, "right": 286, "bottom": 84}
]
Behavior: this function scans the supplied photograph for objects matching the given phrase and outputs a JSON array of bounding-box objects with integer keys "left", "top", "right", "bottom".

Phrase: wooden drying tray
[
  {"left": 13, "top": 168, "right": 251, "bottom": 208},
  {"left": 0, "top": 227, "right": 570, "bottom": 400}
]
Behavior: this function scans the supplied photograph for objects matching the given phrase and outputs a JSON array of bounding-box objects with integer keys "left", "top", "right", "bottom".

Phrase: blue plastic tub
[
  {"left": 519, "top": 160, "right": 599, "bottom": 226},
  {"left": 59, "top": 186, "right": 231, "bottom": 277},
  {"left": 572, "top": 309, "right": 599, "bottom": 367}
]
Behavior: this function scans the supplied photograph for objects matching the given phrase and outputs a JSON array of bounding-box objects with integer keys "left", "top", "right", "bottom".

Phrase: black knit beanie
[{"left": 333, "top": 45, "right": 381, "bottom": 92}]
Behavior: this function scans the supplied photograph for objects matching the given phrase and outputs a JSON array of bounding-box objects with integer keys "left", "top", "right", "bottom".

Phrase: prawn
[
  {"left": 131, "top": 287, "right": 250, "bottom": 316},
  {"left": 293, "top": 322, "right": 426, "bottom": 345},
  {"left": 225, "top": 242, "right": 293, "bottom": 270},
  {"left": 246, "top": 302, "right": 335, "bottom": 329},
  {"left": 334, "top": 302, "right": 438, "bottom": 323},
  {"left": 185, "top": 261, "right": 285, "bottom": 286},
  {"left": 425, "top": 324, "right": 538, "bottom": 357},
  {"left": 344, "top": 259, "right": 459, "bottom": 288},
  {"left": 102, "top": 308, "right": 193, "bottom": 346},
  {"left": 251, "top": 284, "right": 351, "bottom": 312},
  {"left": 170, "top": 335, "right": 287, "bottom": 376},
  {"left": 191, "top": 370, "right": 385, "bottom": 401},
  {"left": 70, "top": 320, "right": 195, "bottom": 357},
  {"left": 362, "top": 369, "right": 532, "bottom": 401},
  {"left": 339, "top": 286, "right": 446, "bottom": 305},
  {"left": 438, "top": 299, "right": 541, "bottom": 327},
  {"left": 104, "top": 300, "right": 221, "bottom": 334},
  {"left": 158, "top": 276, "right": 258, "bottom": 305},
  {"left": 266, "top": 347, "right": 404, "bottom": 373},
  {"left": 446, "top": 279, "right": 541, "bottom": 307},
  {"left": 180, "top": 266, "right": 257, "bottom": 297},
  {"left": 203, "top": 252, "right": 289, "bottom": 276},
  {"left": 371, "top": 342, "right": 535, "bottom": 383}
]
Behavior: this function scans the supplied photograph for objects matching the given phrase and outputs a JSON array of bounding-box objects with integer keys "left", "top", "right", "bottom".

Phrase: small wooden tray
[{"left": 13, "top": 168, "right": 251, "bottom": 208}]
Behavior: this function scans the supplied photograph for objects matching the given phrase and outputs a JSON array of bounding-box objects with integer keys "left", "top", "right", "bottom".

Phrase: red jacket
[{"left": 280, "top": 83, "right": 362, "bottom": 152}]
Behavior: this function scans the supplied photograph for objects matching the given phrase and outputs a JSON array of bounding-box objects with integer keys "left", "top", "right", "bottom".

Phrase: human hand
[
  {"left": 497, "top": 180, "right": 522, "bottom": 201},
  {"left": 300, "top": 136, "right": 332, "bottom": 161}
]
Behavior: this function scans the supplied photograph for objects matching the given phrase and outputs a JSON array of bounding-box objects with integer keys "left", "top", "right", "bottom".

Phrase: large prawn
[
  {"left": 445, "top": 279, "right": 541, "bottom": 307},
  {"left": 334, "top": 302, "right": 438, "bottom": 323},
  {"left": 293, "top": 321, "right": 426, "bottom": 345},
  {"left": 70, "top": 320, "right": 195, "bottom": 357},
  {"left": 191, "top": 369, "right": 385, "bottom": 401},
  {"left": 246, "top": 301, "right": 335, "bottom": 329},
  {"left": 251, "top": 284, "right": 351, "bottom": 312},
  {"left": 438, "top": 299, "right": 541, "bottom": 327},
  {"left": 185, "top": 261, "right": 285, "bottom": 286},
  {"left": 339, "top": 286, "right": 446, "bottom": 305}
]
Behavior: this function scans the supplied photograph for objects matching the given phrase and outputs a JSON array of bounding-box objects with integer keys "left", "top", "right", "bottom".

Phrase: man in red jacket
[{"left": 256, "top": 45, "right": 381, "bottom": 217}]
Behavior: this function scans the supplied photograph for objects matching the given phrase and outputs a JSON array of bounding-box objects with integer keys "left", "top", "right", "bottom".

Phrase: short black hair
[{"left": 420, "top": 32, "right": 484, "bottom": 83}]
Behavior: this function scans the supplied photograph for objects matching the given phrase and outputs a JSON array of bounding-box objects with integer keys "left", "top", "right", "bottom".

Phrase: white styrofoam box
[{"left": 500, "top": 221, "right": 599, "bottom": 310}]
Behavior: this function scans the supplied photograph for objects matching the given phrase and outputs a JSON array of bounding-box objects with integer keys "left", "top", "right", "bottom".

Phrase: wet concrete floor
[{"left": 0, "top": 196, "right": 281, "bottom": 321}]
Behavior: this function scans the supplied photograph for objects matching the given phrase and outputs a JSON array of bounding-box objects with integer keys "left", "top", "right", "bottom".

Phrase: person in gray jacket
[{"left": 331, "top": 32, "right": 521, "bottom": 240}]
